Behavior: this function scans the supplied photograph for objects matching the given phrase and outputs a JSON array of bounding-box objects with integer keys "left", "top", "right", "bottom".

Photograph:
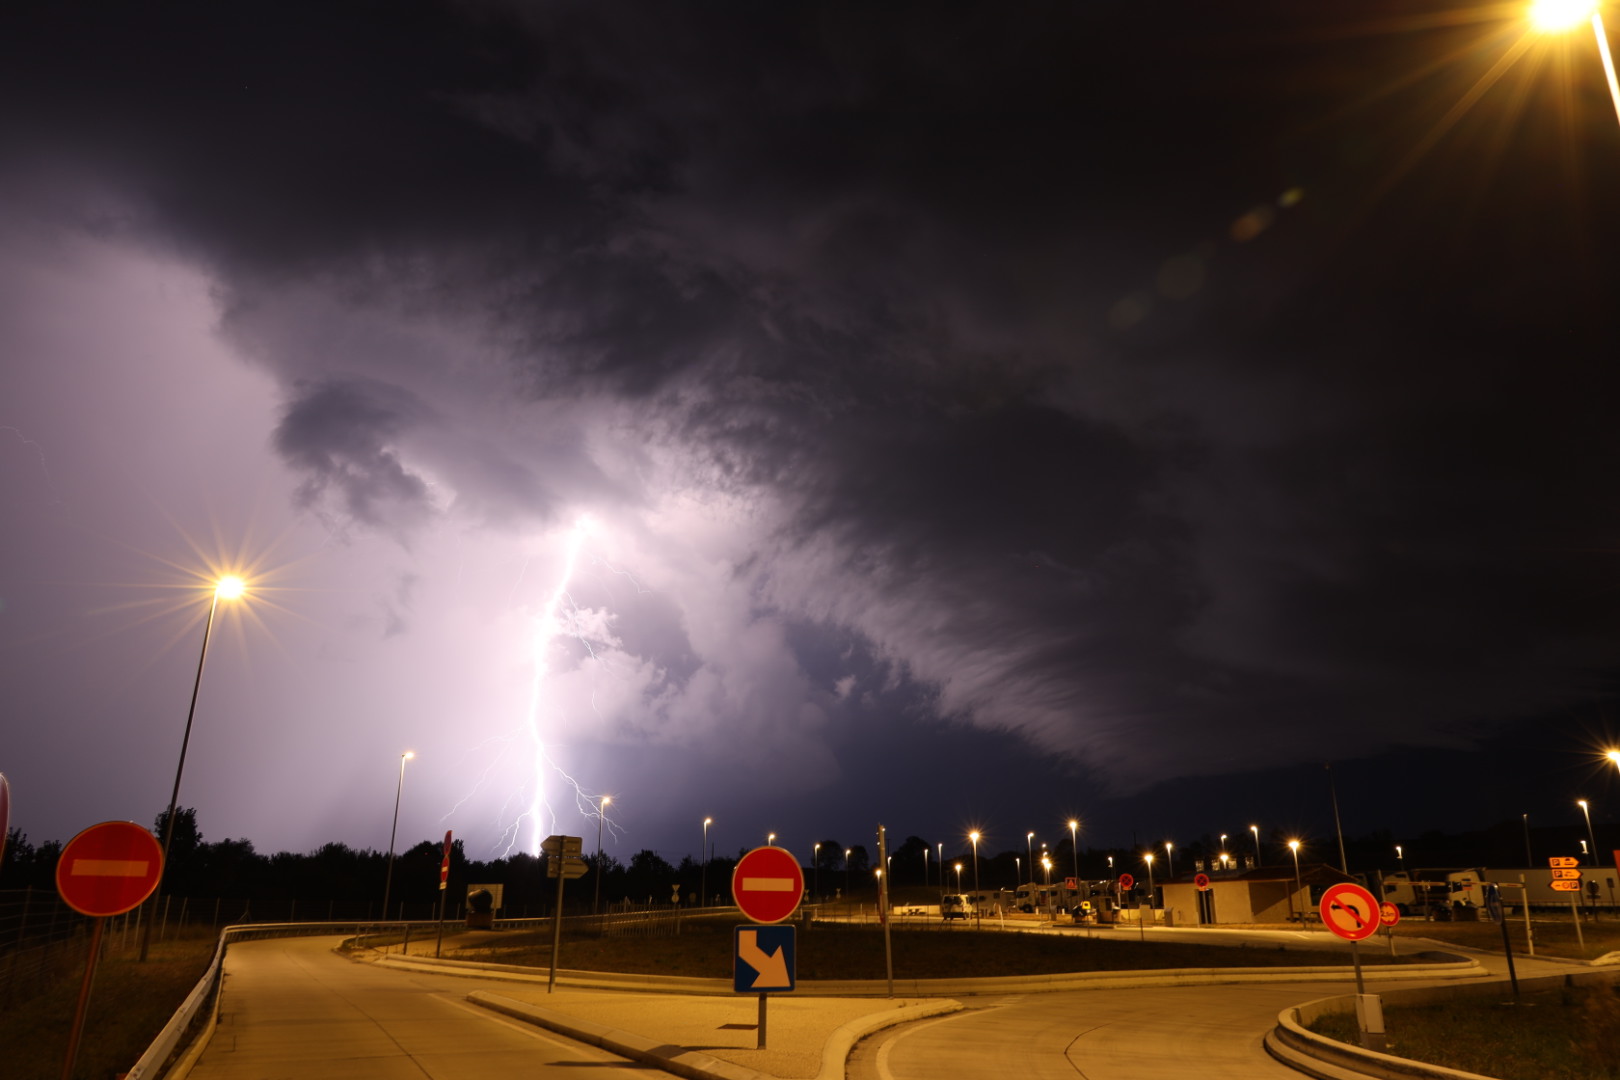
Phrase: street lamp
[
  {"left": 141, "top": 574, "right": 248, "bottom": 961},
  {"left": 969, "top": 830, "right": 982, "bottom": 927},
  {"left": 921, "top": 843, "right": 927, "bottom": 888},
  {"left": 594, "top": 795, "right": 612, "bottom": 914},
  {"left": 382, "top": 750, "right": 415, "bottom": 920},
  {"left": 767, "top": 832, "right": 776, "bottom": 846},
  {"left": 1015, "top": 856, "right": 1021, "bottom": 887},
  {"left": 1042, "top": 855, "right": 1052, "bottom": 886},
  {"left": 1396, "top": 844, "right": 1405, "bottom": 871},
  {"left": 1143, "top": 852, "right": 1155, "bottom": 913},
  {"left": 954, "top": 861, "right": 963, "bottom": 892},
  {"left": 702, "top": 817, "right": 713, "bottom": 908},
  {"left": 1027, "top": 832, "right": 1035, "bottom": 885},
  {"left": 846, "top": 848, "right": 853, "bottom": 898},
  {"left": 812, "top": 841, "right": 820, "bottom": 902},
  {"left": 1068, "top": 819, "right": 1080, "bottom": 888},
  {"left": 1529, "top": 0, "right": 1620, "bottom": 127},
  {"left": 1579, "top": 799, "right": 1599, "bottom": 867},
  {"left": 1288, "top": 839, "right": 1303, "bottom": 923},
  {"left": 1164, "top": 840, "right": 1174, "bottom": 878},
  {"left": 1607, "top": 749, "right": 1620, "bottom": 774},
  {"left": 1250, "top": 825, "right": 1261, "bottom": 869}
]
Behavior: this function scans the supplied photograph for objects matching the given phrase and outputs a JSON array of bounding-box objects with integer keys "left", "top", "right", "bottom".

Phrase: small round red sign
[
  {"left": 732, "top": 846, "right": 805, "bottom": 924},
  {"left": 1194, "top": 872, "right": 1211, "bottom": 891},
  {"left": 1379, "top": 901, "right": 1400, "bottom": 927},
  {"left": 56, "top": 821, "right": 164, "bottom": 917},
  {"left": 1319, "top": 882, "right": 1381, "bottom": 941},
  {"left": 1118, "top": 873, "right": 1135, "bottom": 891}
]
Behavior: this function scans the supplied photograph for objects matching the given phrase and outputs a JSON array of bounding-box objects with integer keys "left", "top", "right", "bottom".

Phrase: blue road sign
[{"left": 733, "top": 925, "right": 796, "bottom": 993}]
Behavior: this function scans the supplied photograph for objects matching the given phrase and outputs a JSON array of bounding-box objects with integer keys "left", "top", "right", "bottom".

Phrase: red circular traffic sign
[
  {"left": 56, "top": 821, "right": 164, "bottom": 917},
  {"left": 1118, "top": 873, "right": 1135, "bottom": 891},
  {"left": 1319, "top": 883, "right": 1381, "bottom": 941},
  {"left": 1194, "top": 873, "right": 1211, "bottom": 892},
  {"left": 732, "top": 846, "right": 805, "bottom": 924},
  {"left": 1379, "top": 901, "right": 1400, "bottom": 927}
]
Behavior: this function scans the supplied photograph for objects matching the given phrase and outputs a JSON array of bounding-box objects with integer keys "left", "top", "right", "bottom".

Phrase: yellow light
[
  {"left": 403, "top": 750, "right": 415, "bottom": 761},
  {"left": 969, "top": 830, "right": 980, "bottom": 844},
  {"left": 1530, "top": 0, "right": 1597, "bottom": 31},
  {"left": 1607, "top": 750, "right": 1620, "bottom": 764},
  {"left": 214, "top": 575, "right": 247, "bottom": 600},
  {"left": 1288, "top": 839, "right": 1300, "bottom": 851}
]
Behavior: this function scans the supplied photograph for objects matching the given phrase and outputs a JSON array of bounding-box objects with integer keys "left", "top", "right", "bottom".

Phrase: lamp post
[
  {"left": 594, "top": 795, "right": 611, "bottom": 915},
  {"left": 1396, "top": 844, "right": 1405, "bottom": 872},
  {"left": 1026, "top": 832, "right": 1035, "bottom": 885},
  {"left": 1608, "top": 749, "right": 1620, "bottom": 775},
  {"left": 382, "top": 750, "right": 415, "bottom": 921},
  {"left": 1529, "top": 0, "right": 1620, "bottom": 128},
  {"left": 1288, "top": 840, "right": 1303, "bottom": 923},
  {"left": 1042, "top": 855, "right": 1052, "bottom": 886},
  {"left": 140, "top": 575, "right": 247, "bottom": 962},
  {"left": 1250, "top": 824, "right": 1261, "bottom": 869},
  {"left": 702, "top": 817, "right": 712, "bottom": 907},
  {"left": 812, "top": 841, "right": 820, "bottom": 902},
  {"left": 846, "top": 848, "right": 853, "bottom": 899},
  {"left": 954, "top": 861, "right": 963, "bottom": 893},
  {"left": 1164, "top": 840, "right": 1174, "bottom": 879},
  {"left": 1143, "top": 852, "right": 1155, "bottom": 913},
  {"left": 1579, "top": 800, "right": 1599, "bottom": 867},
  {"left": 1015, "top": 856, "right": 1021, "bottom": 888},
  {"left": 969, "top": 830, "right": 982, "bottom": 927},
  {"left": 1068, "top": 819, "right": 1080, "bottom": 888}
]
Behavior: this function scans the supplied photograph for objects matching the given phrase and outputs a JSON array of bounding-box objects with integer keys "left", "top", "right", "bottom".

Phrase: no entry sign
[
  {"left": 1319, "top": 882, "right": 1381, "bottom": 941},
  {"left": 56, "top": 821, "right": 164, "bottom": 917},
  {"left": 732, "top": 846, "right": 805, "bottom": 924}
]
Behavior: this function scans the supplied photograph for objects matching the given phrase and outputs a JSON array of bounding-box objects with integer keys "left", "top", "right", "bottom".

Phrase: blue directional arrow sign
[{"left": 733, "top": 925, "right": 796, "bottom": 993}]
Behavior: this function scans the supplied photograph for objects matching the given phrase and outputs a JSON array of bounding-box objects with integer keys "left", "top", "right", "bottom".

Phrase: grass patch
[
  {"left": 446, "top": 918, "right": 1422, "bottom": 979},
  {"left": 1308, "top": 985, "right": 1620, "bottom": 1080},
  {"left": 1391, "top": 915, "right": 1620, "bottom": 962},
  {"left": 0, "top": 931, "right": 216, "bottom": 1080}
]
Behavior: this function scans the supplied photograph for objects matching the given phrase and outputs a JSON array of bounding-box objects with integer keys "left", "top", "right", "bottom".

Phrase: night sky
[{"left": 4, "top": 0, "right": 1620, "bottom": 875}]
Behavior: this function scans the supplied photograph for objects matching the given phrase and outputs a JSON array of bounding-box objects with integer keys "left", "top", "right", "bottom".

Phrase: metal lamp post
[
  {"left": 1143, "top": 852, "right": 1155, "bottom": 914},
  {"left": 594, "top": 795, "right": 611, "bottom": 914},
  {"left": 141, "top": 575, "right": 247, "bottom": 962},
  {"left": 969, "top": 831, "right": 982, "bottom": 927},
  {"left": 1068, "top": 819, "right": 1080, "bottom": 887},
  {"left": 812, "top": 840, "right": 820, "bottom": 902},
  {"left": 1026, "top": 832, "right": 1035, "bottom": 886},
  {"left": 382, "top": 750, "right": 415, "bottom": 920},
  {"left": 702, "top": 817, "right": 712, "bottom": 907},
  {"left": 1579, "top": 800, "right": 1599, "bottom": 867},
  {"left": 1250, "top": 824, "right": 1261, "bottom": 869},
  {"left": 845, "top": 848, "right": 852, "bottom": 899},
  {"left": 1288, "top": 840, "right": 1303, "bottom": 923},
  {"left": 1164, "top": 840, "right": 1174, "bottom": 879}
]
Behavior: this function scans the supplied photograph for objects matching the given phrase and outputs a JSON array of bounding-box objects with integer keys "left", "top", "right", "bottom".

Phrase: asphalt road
[
  {"left": 845, "top": 983, "right": 1346, "bottom": 1080},
  {"left": 185, "top": 935, "right": 672, "bottom": 1080}
]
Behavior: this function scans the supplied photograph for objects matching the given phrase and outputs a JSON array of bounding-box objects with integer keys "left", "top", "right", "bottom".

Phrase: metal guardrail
[{"left": 125, "top": 920, "right": 425, "bottom": 1080}]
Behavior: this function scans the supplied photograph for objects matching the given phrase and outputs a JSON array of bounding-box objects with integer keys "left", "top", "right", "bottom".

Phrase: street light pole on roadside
[
  {"left": 1288, "top": 839, "right": 1304, "bottom": 924},
  {"left": 594, "top": 795, "right": 612, "bottom": 914},
  {"left": 382, "top": 750, "right": 415, "bottom": 921},
  {"left": 702, "top": 817, "right": 712, "bottom": 907},
  {"left": 1143, "top": 852, "right": 1155, "bottom": 915},
  {"left": 1164, "top": 840, "right": 1174, "bottom": 879},
  {"left": 141, "top": 575, "right": 247, "bottom": 962},
  {"left": 1250, "top": 824, "right": 1261, "bottom": 869},
  {"left": 1026, "top": 832, "right": 1035, "bottom": 886},
  {"left": 969, "top": 830, "right": 982, "bottom": 927},
  {"left": 1068, "top": 819, "right": 1080, "bottom": 888},
  {"left": 846, "top": 848, "right": 853, "bottom": 899},
  {"left": 1579, "top": 800, "right": 1599, "bottom": 867},
  {"left": 812, "top": 841, "right": 820, "bottom": 902}
]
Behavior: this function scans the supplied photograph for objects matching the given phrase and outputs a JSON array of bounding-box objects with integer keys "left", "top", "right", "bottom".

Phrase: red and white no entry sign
[
  {"left": 732, "top": 846, "right": 805, "bottom": 924},
  {"left": 56, "top": 821, "right": 164, "bottom": 917},
  {"left": 1319, "top": 882, "right": 1381, "bottom": 941}
]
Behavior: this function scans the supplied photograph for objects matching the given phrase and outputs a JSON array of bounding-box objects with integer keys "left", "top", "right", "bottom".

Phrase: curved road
[{"left": 186, "top": 935, "right": 672, "bottom": 1080}]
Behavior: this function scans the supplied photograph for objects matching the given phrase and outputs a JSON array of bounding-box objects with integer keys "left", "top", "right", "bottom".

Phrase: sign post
[
  {"left": 541, "top": 835, "right": 584, "bottom": 993},
  {"left": 1550, "top": 856, "right": 1584, "bottom": 950},
  {"left": 56, "top": 821, "right": 165, "bottom": 1080},
  {"left": 732, "top": 845, "right": 805, "bottom": 1049},
  {"left": 435, "top": 831, "right": 453, "bottom": 958},
  {"left": 1320, "top": 882, "right": 1384, "bottom": 1051}
]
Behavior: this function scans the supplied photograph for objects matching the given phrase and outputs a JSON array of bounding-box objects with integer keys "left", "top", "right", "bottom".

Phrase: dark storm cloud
[{"left": 5, "top": 0, "right": 1619, "bottom": 809}]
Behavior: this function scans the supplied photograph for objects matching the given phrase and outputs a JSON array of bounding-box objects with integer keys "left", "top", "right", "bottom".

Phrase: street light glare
[
  {"left": 1530, "top": 0, "right": 1597, "bottom": 31},
  {"left": 402, "top": 750, "right": 415, "bottom": 761},
  {"left": 214, "top": 575, "right": 247, "bottom": 600}
]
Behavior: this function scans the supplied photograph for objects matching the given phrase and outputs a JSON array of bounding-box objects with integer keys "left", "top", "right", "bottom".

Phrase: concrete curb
[
  {"left": 1266, "top": 969, "right": 1620, "bottom": 1080},
  {"left": 375, "top": 951, "right": 1484, "bottom": 994}
]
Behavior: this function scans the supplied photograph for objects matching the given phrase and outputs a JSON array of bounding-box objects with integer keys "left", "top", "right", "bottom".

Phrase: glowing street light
[
  {"left": 1607, "top": 749, "right": 1620, "bottom": 774},
  {"left": 1041, "top": 855, "right": 1052, "bottom": 886},
  {"left": 1068, "top": 819, "right": 1081, "bottom": 888},
  {"left": 1026, "top": 832, "right": 1036, "bottom": 885},
  {"left": 594, "top": 795, "right": 612, "bottom": 914},
  {"left": 1579, "top": 799, "right": 1599, "bottom": 867},
  {"left": 1143, "top": 852, "right": 1156, "bottom": 912},
  {"left": 1288, "top": 840, "right": 1304, "bottom": 923},
  {"left": 702, "top": 817, "right": 713, "bottom": 907},
  {"left": 141, "top": 574, "right": 248, "bottom": 962},
  {"left": 1164, "top": 840, "right": 1175, "bottom": 878},
  {"left": 954, "top": 861, "right": 963, "bottom": 893},
  {"left": 767, "top": 832, "right": 776, "bottom": 846},
  {"left": 969, "top": 830, "right": 983, "bottom": 927},
  {"left": 846, "top": 848, "right": 853, "bottom": 898},
  {"left": 812, "top": 840, "right": 820, "bottom": 902},
  {"left": 1396, "top": 844, "right": 1405, "bottom": 870},
  {"left": 381, "top": 751, "right": 415, "bottom": 920},
  {"left": 1529, "top": 0, "right": 1620, "bottom": 128},
  {"left": 1250, "top": 824, "right": 1261, "bottom": 869}
]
